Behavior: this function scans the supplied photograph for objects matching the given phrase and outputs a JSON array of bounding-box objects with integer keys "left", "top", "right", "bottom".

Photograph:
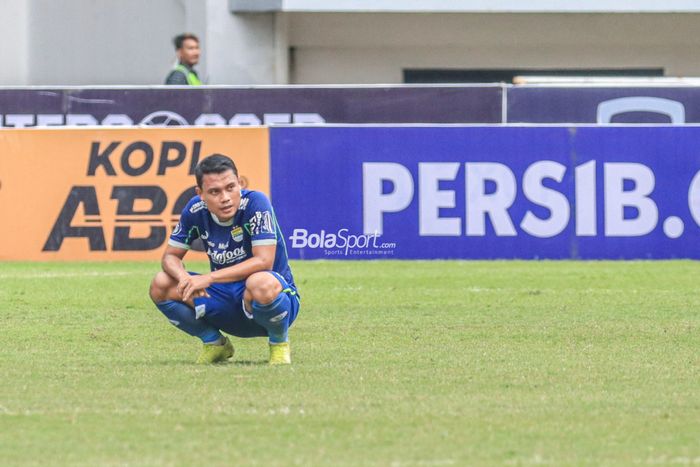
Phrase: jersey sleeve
[
  {"left": 168, "top": 199, "right": 202, "bottom": 250},
  {"left": 244, "top": 192, "right": 278, "bottom": 247}
]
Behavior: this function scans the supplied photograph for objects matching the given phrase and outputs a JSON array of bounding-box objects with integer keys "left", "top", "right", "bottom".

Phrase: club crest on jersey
[{"left": 231, "top": 226, "right": 244, "bottom": 243}]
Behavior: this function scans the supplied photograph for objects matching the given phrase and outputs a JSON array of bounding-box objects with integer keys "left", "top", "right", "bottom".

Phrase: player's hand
[
  {"left": 193, "top": 289, "right": 210, "bottom": 299},
  {"left": 177, "top": 274, "right": 212, "bottom": 302}
]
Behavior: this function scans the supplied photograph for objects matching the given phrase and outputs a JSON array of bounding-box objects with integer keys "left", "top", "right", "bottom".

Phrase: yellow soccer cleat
[
  {"left": 196, "top": 336, "right": 234, "bottom": 364},
  {"left": 269, "top": 342, "right": 291, "bottom": 365}
]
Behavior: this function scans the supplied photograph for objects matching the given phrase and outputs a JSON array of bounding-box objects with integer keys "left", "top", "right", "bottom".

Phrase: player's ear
[{"left": 195, "top": 186, "right": 202, "bottom": 196}]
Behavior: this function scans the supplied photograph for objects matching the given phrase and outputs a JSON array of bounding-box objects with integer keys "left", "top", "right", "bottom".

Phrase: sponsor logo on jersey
[
  {"left": 231, "top": 226, "right": 244, "bottom": 242},
  {"left": 172, "top": 222, "right": 182, "bottom": 236},
  {"left": 190, "top": 200, "right": 206, "bottom": 214},
  {"left": 217, "top": 242, "right": 229, "bottom": 249},
  {"left": 249, "top": 211, "right": 275, "bottom": 235},
  {"left": 207, "top": 246, "right": 247, "bottom": 265},
  {"left": 239, "top": 198, "right": 250, "bottom": 211}
]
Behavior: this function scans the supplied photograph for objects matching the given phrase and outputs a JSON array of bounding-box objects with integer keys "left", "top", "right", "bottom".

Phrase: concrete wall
[
  {"left": 288, "top": 13, "right": 700, "bottom": 84},
  {"left": 3, "top": 1, "right": 700, "bottom": 86},
  {"left": 0, "top": 0, "right": 280, "bottom": 86},
  {"left": 26, "top": 0, "right": 187, "bottom": 85},
  {"left": 0, "top": 2, "right": 29, "bottom": 85},
  {"left": 204, "top": 0, "right": 279, "bottom": 84},
  {"left": 235, "top": 0, "right": 700, "bottom": 13}
]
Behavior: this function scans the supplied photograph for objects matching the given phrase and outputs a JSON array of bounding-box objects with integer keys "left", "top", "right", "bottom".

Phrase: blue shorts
[{"left": 192, "top": 271, "right": 300, "bottom": 338}]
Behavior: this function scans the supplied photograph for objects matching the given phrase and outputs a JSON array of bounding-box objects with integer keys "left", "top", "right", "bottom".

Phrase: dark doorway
[{"left": 403, "top": 68, "right": 665, "bottom": 84}]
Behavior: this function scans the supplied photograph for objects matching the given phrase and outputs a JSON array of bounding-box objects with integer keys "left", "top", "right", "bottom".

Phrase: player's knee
[
  {"left": 246, "top": 272, "right": 281, "bottom": 305},
  {"left": 149, "top": 271, "right": 174, "bottom": 303}
]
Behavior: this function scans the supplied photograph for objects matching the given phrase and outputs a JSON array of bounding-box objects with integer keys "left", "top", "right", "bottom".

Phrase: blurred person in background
[{"left": 165, "top": 33, "right": 202, "bottom": 85}]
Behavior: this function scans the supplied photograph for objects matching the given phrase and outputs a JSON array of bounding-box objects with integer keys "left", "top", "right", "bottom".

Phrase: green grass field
[{"left": 1, "top": 260, "right": 699, "bottom": 466}]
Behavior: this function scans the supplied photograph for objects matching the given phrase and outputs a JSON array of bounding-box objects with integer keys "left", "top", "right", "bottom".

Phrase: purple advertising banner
[
  {"left": 507, "top": 86, "right": 700, "bottom": 124},
  {"left": 0, "top": 85, "right": 503, "bottom": 127},
  {"left": 271, "top": 126, "right": 700, "bottom": 260},
  {"left": 9, "top": 85, "right": 700, "bottom": 127}
]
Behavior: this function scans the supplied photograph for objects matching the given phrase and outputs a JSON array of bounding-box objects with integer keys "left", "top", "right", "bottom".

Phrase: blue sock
[
  {"left": 155, "top": 300, "right": 222, "bottom": 344},
  {"left": 252, "top": 293, "right": 291, "bottom": 344}
]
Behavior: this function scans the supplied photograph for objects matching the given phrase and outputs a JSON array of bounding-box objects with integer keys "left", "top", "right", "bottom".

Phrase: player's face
[
  {"left": 178, "top": 38, "right": 200, "bottom": 66},
  {"left": 197, "top": 170, "right": 241, "bottom": 222}
]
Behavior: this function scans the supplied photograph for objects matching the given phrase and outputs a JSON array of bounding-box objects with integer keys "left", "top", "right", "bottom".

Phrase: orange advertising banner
[{"left": 0, "top": 127, "right": 269, "bottom": 260}]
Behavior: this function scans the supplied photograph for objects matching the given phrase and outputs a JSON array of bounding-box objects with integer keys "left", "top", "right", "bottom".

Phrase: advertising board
[
  {"left": 0, "top": 127, "right": 269, "bottom": 260},
  {"left": 271, "top": 126, "right": 700, "bottom": 259},
  {"left": 0, "top": 86, "right": 503, "bottom": 128}
]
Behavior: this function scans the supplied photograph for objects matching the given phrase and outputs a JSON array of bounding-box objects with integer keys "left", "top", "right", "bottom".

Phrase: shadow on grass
[
  {"left": 129, "top": 358, "right": 268, "bottom": 367},
  {"left": 126, "top": 359, "right": 200, "bottom": 366},
  {"left": 232, "top": 359, "right": 268, "bottom": 367}
]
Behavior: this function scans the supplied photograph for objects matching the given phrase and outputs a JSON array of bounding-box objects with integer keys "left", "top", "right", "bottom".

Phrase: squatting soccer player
[{"left": 149, "top": 154, "right": 299, "bottom": 364}]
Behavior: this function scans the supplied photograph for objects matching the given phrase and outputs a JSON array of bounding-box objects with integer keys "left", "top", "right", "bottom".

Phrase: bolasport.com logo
[{"left": 288, "top": 228, "right": 396, "bottom": 257}]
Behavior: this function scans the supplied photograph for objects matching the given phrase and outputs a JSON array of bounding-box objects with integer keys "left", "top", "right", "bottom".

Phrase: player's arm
[
  {"left": 161, "top": 245, "right": 189, "bottom": 283},
  {"left": 161, "top": 244, "right": 210, "bottom": 301},
  {"left": 179, "top": 244, "right": 275, "bottom": 301}
]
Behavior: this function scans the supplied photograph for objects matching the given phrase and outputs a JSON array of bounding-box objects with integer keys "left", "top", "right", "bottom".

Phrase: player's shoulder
[
  {"left": 182, "top": 195, "right": 208, "bottom": 216},
  {"left": 239, "top": 189, "right": 271, "bottom": 211}
]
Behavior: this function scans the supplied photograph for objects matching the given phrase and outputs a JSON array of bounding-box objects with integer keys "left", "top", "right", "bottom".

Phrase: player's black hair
[
  {"left": 195, "top": 154, "right": 239, "bottom": 188},
  {"left": 173, "top": 33, "right": 199, "bottom": 50}
]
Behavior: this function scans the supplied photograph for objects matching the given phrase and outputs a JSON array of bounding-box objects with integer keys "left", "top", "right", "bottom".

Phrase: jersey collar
[
  {"left": 210, "top": 212, "right": 234, "bottom": 227},
  {"left": 208, "top": 195, "right": 248, "bottom": 226}
]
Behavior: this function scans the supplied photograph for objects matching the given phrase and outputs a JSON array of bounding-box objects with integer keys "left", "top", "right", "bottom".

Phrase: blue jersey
[{"left": 169, "top": 190, "right": 295, "bottom": 288}]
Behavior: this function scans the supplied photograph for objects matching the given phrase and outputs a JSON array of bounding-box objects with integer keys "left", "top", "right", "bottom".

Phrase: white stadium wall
[
  {"left": 287, "top": 13, "right": 700, "bottom": 84},
  {"left": 1, "top": 0, "right": 700, "bottom": 85},
  {"left": 0, "top": 1, "right": 29, "bottom": 85},
  {"left": 22, "top": 0, "right": 189, "bottom": 86}
]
